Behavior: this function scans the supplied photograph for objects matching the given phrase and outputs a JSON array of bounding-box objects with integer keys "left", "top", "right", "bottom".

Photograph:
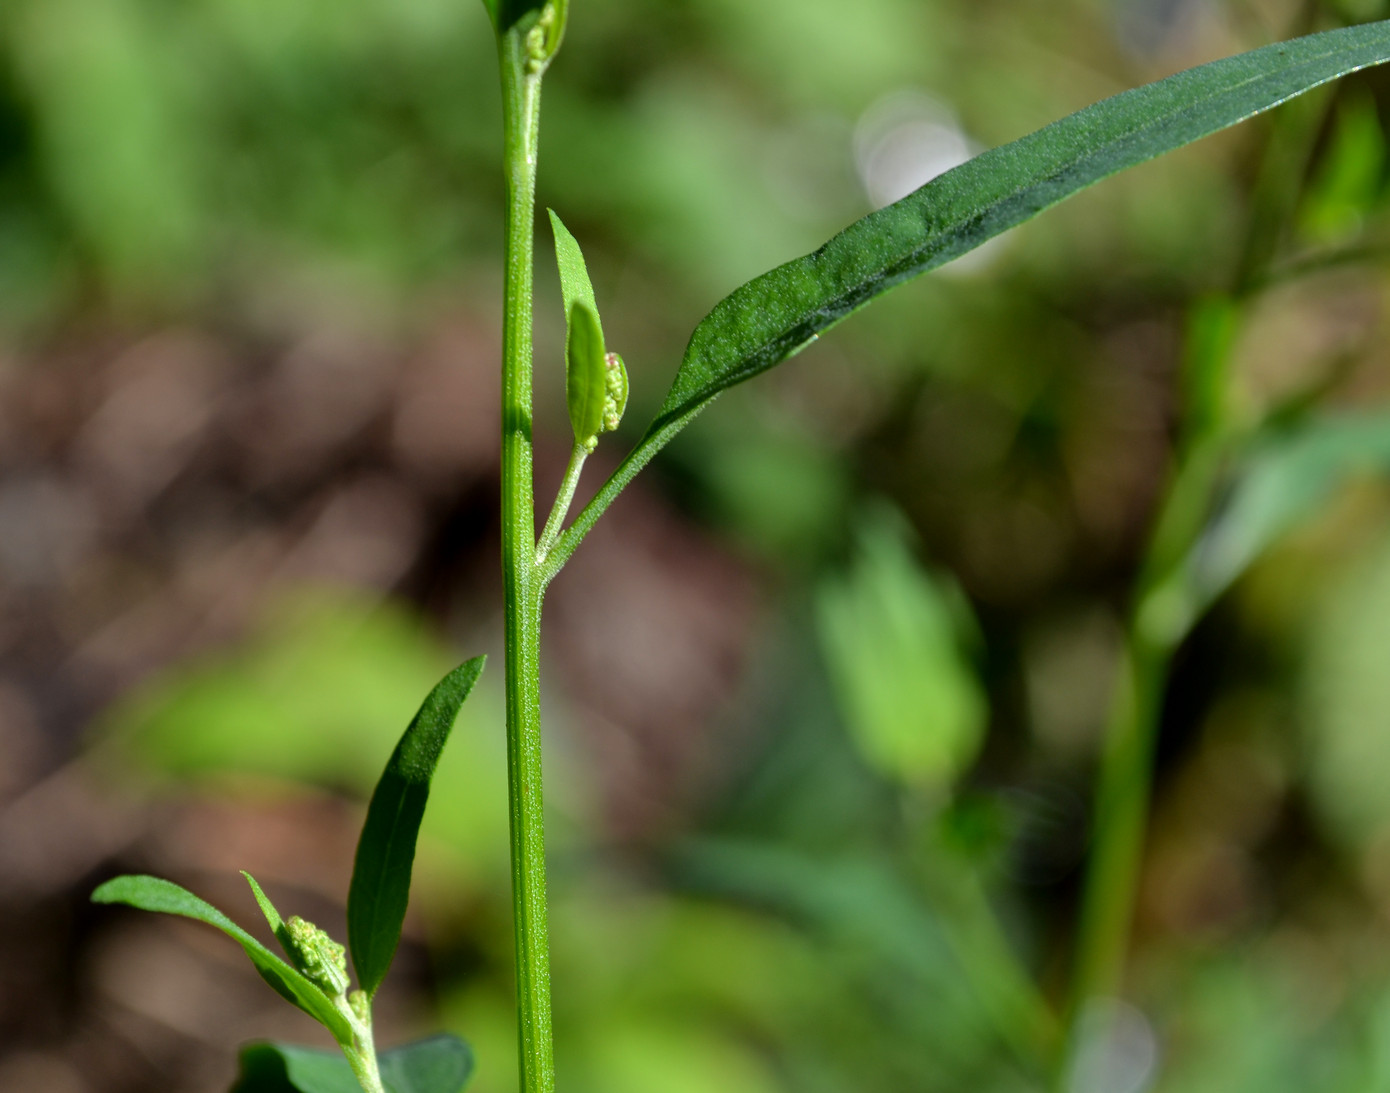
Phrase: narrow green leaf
[
  {"left": 549, "top": 209, "right": 597, "bottom": 322},
  {"left": 242, "top": 871, "right": 296, "bottom": 961},
  {"left": 566, "top": 301, "right": 608, "bottom": 447},
  {"left": 348, "top": 657, "right": 486, "bottom": 998},
  {"left": 91, "top": 875, "right": 353, "bottom": 1043},
  {"left": 660, "top": 21, "right": 1390, "bottom": 429},
  {"left": 232, "top": 1036, "right": 475, "bottom": 1093},
  {"left": 543, "top": 18, "right": 1390, "bottom": 580},
  {"left": 550, "top": 210, "right": 612, "bottom": 446}
]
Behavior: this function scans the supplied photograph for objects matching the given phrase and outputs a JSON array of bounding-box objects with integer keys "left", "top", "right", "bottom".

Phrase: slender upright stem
[
  {"left": 498, "top": 26, "right": 555, "bottom": 1093},
  {"left": 1062, "top": 630, "right": 1170, "bottom": 1022}
]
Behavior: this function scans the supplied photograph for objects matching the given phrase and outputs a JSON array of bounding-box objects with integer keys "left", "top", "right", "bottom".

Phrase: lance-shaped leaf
[
  {"left": 542, "top": 18, "right": 1390, "bottom": 580},
  {"left": 347, "top": 657, "right": 485, "bottom": 997},
  {"left": 232, "top": 1035, "right": 474, "bottom": 1093},
  {"left": 91, "top": 875, "right": 354, "bottom": 1044},
  {"left": 550, "top": 211, "right": 611, "bottom": 448},
  {"left": 549, "top": 209, "right": 597, "bottom": 320}
]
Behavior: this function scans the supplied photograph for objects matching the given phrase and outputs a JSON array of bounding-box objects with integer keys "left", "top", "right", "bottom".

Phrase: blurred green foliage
[{"left": 12, "top": 0, "right": 1390, "bottom": 1090}]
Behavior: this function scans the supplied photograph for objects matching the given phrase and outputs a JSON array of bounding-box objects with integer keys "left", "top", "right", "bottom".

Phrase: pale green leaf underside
[
  {"left": 542, "top": 19, "right": 1390, "bottom": 580},
  {"left": 347, "top": 656, "right": 485, "bottom": 998},
  {"left": 550, "top": 211, "right": 611, "bottom": 444},
  {"left": 566, "top": 301, "right": 607, "bottom": 443},
  {"left": 232, "top": 1035, "right": 474, "bottom": 1093},
  {"left": 91, "top": 875, "right": 354, "bottom": 1043}
]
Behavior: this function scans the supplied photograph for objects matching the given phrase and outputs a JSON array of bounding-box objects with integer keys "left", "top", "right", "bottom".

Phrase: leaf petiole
[{"left": 536, "top": 440, "right": 588, "bottom": 566}]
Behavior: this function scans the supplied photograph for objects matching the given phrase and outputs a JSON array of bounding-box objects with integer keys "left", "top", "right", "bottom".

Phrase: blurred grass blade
[
  {"left": 91, "top": 875, "right": 353, "bottom": 1043},
  {"left": 1182, "top": 414, "right": 1390, "bottom": 616},
  {"left": 232, "top": 1036, "right": 474, "bottom": 1093},
  {"left": 546, "top": 19, "right": 1390, "bottom": 577},
  {"left": 348, "top": 657, "right": 486, "bottom": 997}
]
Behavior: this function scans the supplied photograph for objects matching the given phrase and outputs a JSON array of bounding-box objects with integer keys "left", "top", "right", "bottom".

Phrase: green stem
[
  {"left": 1061, "top": 627, "right": 1170, "bottom": 1024},
  {"left": 337, "top": 1001, "right": 385, "bottom": 1093},
  {"left": 498, "top": 25, "right": 555, "bottom": 1093},
  {"left": 1057, "top": 299, "right": 1243, "bottom": 1082},
  {"left": 536, "top": 440, "right": 589, "bottom": 564}
]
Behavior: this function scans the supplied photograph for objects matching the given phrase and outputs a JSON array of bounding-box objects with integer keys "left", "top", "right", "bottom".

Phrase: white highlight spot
[
  {"left": 1067, "top": 999, "right": 1160, "bottom": 1093},
  {"left": 853, "top": 89, "right": 976, "bottom": 210}
]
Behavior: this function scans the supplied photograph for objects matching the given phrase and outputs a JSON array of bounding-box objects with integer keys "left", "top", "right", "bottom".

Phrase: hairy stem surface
[{"left": 498, "top": 27, "right": 554, "bottom": 1093}]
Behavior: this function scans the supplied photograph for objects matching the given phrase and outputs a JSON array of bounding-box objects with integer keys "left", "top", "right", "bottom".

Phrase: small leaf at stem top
[
  {"left": 548, "top": 209, "right": 597, "bottom": 320},
  {"left": 243, "top": 871, "right": 297, "bottom": 961},
  {"left": 347, "top": 657, "right": 485, "bottom": 998},
  {"left": 91, "top": 875, "right": 354, "bottom": 1043}
]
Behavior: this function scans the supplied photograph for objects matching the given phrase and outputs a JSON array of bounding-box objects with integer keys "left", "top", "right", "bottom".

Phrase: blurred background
[{"left": 6, "top": 0, "right": 1390, "bottom": 1090}]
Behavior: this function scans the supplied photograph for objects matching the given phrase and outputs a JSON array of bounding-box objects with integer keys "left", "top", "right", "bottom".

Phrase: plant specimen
[{"left": 89, "top": 4, "right": 1390, "bottom": 1092}]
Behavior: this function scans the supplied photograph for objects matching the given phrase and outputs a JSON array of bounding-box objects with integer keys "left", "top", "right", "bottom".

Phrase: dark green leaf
[
  {"left": 348, "top": 657, "right": 485, "bottom": 997},
  {"left": 543, "top": 19, "right": 1390, "bottom": 580},
  {"left": 660, "top": 22, "right": 1390, "bottom": 429},
  {"left": 91, "top": 875, "right": 353, "bottom": 1043},
  {"left": 566, "top": 302, "right": 608, "bottom": 447},
  {"left": 232, "top": 1036, "right": 474, "bottom": 1093}
]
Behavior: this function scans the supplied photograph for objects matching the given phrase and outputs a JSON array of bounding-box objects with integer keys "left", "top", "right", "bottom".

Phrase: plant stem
[
  {"left": 536, "top": 440, "right": 588, "bottom": 564},
  {"left": 1058, "top": 391, "right": 1234, "bottom": 1081},
  {"left": 498, "top": 25, "right": 555, "bottom": 1093},
  {"left": 1061, "top": 627, "right": 1170, "bottom": 1023},
  {"left": 337, "top": 1001, "right": 386, "bottom": 1093}
]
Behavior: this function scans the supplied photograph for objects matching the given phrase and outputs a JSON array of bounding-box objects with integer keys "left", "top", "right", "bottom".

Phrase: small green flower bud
[
  {"left": 601, "top": 352, "right": 628, "bottom": 434},
  {"left": 525, "top": 3, "right": 560, "bottom": 73},
  {"left": 286, "top": 916, "right": 350, "bottom": 998},
  {"left": 349, "top": 989, "right": 372, "bottom": 1025}
]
